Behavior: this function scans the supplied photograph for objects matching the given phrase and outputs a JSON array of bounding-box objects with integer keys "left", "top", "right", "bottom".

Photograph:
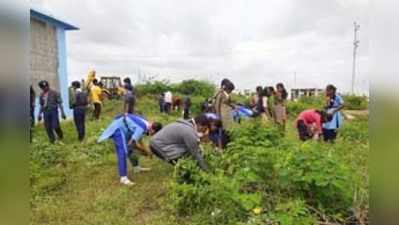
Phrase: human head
[
  {"left": 268, "top": 86, "right": 275, "bottom": 94},
  {"left": 256, "top": 86, "right": 263, "bottom": 94},
  {"left": 38, "top": 80, "right": 49, "bottom": 91},
  {"left": 220, "top": 78, "right": 229, "bottom": 88},
  {"left": 72, "top": 81, "right": 81, "bottom": 89},
  {"left": 123, "top": 77, "right": 131, "bottom": 85},
  {"left": 316, "top": 110, "right": 331, "bottom": 123},
  {"left": 276, "top": 83, "right": 288, "bottom": 99},
  {"left": 326, "top": 84, "right": 336, "bottom": 97},
  {"left": 223, "top": 79, "right": 235, "bottom": 93},
  {"left": 194, "top": 114, "right": 210, "bottom": 133},
  {"left": 92, "top": 79, "right": 99, "bottom": 86},
  {"left": 148, "top": 122, "right": 163, "bottom": 135},
  {"left": 276, "top": 83, "right": 285, "bottom": 92},
  {"left": 210, "top": 119, "right": 222, "bottom": 132}
]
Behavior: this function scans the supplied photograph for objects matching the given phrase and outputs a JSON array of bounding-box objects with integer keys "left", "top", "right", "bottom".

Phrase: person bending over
[
  {"left": 98, "top": 113, "right": 162, "bottom": 186},
  {"left": 295, "top": 109, "right": 330, "bottom": 141},
  {"left": 149, "top": 115, "right": 210, "bottom": 170}
]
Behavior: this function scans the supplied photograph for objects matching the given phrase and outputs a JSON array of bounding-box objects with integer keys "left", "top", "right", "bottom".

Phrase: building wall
[{"left": 30, "top": 18, "right": 59, "bottom": 92}]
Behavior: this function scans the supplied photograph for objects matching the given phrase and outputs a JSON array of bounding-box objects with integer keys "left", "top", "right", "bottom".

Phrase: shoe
[
  {"left": 120, "top": 177, "right": 135, "bottom": 186},
  {"left": 133, "top": 166, "right": 152, "bottom": 173}
]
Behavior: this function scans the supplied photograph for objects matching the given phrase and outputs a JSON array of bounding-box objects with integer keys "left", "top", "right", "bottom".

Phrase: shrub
[
  {"left": 343, "top": 95, "right": 368, "bottom": 110},
  {"left": 170, "top": 118, "right": 366, "bottom": 224},
  {"left": 286, "top": 95, "right": 325, "bottom": 118},
  {"left": 174, "top": 79, "right": 216, "bottom": 98}
]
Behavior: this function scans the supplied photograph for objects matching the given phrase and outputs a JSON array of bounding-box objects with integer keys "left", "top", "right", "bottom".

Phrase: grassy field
[{"left": 31, "top": 94, "right": 368, "bottom": 225}]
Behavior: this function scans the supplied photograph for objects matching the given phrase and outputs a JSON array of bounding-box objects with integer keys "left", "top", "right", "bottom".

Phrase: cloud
[{"left": 31, "top": 0, "right": 369, "bottom": 94}]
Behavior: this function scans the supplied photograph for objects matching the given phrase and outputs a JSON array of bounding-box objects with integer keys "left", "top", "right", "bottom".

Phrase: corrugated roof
[{"left": 30, "top": 7, "right": 79, "bottom": 30}]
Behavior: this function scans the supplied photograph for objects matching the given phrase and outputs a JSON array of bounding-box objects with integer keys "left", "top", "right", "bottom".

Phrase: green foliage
[
  {"left": 340, "top": 118, "right": 369, "bottom": 142},
  {"left": 174, "top": 79, "right": 216, "bottom": 98},
  {"left": 343, "top": 95, "right": 368, "bottom": 110},
  {"left": 135, "top": 80, "right": 172, "bottom": 96},
  {"left": 171, "top": 118, "right": 368, "bottom": 225},
  {"left": 286, "top": 95, "right": 325, "bottom": 117},
  {"left": 134, "top": 79, "right": 216, "bottom": 98},
  {"left": 31, "top": 80, "right": 369, "bottom": 225}
]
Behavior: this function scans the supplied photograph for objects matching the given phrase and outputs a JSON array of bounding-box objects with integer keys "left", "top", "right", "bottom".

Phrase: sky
[{"left": 31, "top": 0, "right": 370, "bottom": 95}]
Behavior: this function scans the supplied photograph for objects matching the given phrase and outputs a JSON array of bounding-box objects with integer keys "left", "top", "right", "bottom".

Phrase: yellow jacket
[
  {"left": 90, "top": 85, "right": 103, "bottom": 104},
  {"left": 85, "top": 70, "right": 96, "bottom": 90}
]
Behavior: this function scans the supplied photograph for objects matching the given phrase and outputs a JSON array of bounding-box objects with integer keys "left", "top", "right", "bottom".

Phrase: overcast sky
[{"left": 31, "top": 0, "right": 370, "bottom": 94}]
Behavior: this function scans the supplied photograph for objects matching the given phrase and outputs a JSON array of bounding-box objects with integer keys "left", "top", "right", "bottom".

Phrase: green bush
[
  {"left": 174, "top": 79, "right": 216, "bottom": 98},
  {"left": 343, "top": 95, "right": 368, "bottom": 110},
  {"left": 170, "top": 118, "right": 367, "bottom": 224},
  {"left": 134, "top": 79, "right": 216, "bottom": 98},
  {"left": 286, "top": 95, "right": 325, "bottom": 118},
  {"left": 135, "top": 80, "right": 173, "bottom": 96}
]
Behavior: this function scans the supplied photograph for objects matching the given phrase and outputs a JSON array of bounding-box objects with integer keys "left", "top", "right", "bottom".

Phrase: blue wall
[{"left": 56, "top": 27, "right": 72, "bottom": 118}]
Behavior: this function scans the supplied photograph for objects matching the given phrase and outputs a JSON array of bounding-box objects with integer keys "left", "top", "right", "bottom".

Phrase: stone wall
[{"left": 30, "top": 18, "right": 59, "bottom": 93}]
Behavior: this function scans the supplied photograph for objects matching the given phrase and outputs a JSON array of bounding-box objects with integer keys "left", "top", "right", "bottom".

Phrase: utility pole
[
  {"left": 294, "top": 71, "right": 297, "bottom": 89},
  {"left": 352, "top": 22, "right": 360, "bottom": 94}
]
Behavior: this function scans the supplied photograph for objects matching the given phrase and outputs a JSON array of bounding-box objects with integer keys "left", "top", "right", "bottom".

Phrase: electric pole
[{"left": 352, "top": 22, "right": 360, "bottom": 94}]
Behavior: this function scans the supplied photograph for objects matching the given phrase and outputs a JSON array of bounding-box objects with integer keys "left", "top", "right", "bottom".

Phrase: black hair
[
  {"left": 212, "top": 119, "right": 223, "bottom": 128},
  {"left": 151, "top": 122, "right": 163, "bottom": 133},
  {"left": 262, "top": 87, "right": 270, "bottom": 97},
  {"left": 92, "top": 79, "right": 98, "bottom": 85},
  {"left": 268, "top": 86, "right": 275, "bottom": 93},
  {"left": 38, "top": 80, "right": 49, "bottom": 90},
  {"left": 221, "top": 78, "right": 229, "bottom": 87},
  {"left": 256, "top": 86, "right": 263, "bottom": 93},
  {"left": 123, "top": 77, "right": 131, "bottom": 84},
  {"left": 326, "top": 84, "right": 337, "bottom": 93},
  {"left": 276, "top": 83, "right": 288, "bottom": 100},
  {"left": 194, "top": 114, "right": 210, "bottom": 127},
  {"left": 316, "top": 110, "right": 331, "bottom": 123},
  {"left": 72, "top": 81, "right": 81, "bottom": 89}
]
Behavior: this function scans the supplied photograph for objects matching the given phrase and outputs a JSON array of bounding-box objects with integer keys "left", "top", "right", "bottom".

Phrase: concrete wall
[{"left": 30, "top": 18, "right": 59, "bottom": 92}]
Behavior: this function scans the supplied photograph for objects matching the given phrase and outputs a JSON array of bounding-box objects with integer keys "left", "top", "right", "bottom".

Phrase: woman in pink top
[{"left": 296, "top": 109, "right": 328, "bottom": 141}]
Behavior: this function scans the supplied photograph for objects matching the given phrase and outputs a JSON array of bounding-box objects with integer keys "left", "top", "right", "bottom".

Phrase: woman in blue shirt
[
  {"left": 323, "top": 85, "right": 344, "bottom": 142},
  {"left": 98, "top": 114, "right": 162, "bottom": 185}
]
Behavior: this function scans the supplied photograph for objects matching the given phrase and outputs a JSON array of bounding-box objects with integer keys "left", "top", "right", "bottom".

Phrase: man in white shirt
[{"left": 164, "top": 91, "right": 173, "bottom": 114}]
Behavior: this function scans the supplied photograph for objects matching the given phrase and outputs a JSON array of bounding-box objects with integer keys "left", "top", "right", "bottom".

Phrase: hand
[
  {"left": 61, "top": 113, "right": 67, "bottom": 120},
  {"left": 128, "top": 139, "right": 134, "bottom": 146},
  {"left": 38, "top": 115, "right": 42, "bottom": 122}
]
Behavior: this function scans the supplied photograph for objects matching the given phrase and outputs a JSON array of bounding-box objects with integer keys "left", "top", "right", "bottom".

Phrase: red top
[{"left": 296, "top": 109, "right": 322, "bottom": 134}]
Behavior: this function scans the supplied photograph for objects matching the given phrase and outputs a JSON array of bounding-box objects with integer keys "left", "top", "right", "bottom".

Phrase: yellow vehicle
[{"left": 100, "top": 76, "right": 125, "bottom": 99}]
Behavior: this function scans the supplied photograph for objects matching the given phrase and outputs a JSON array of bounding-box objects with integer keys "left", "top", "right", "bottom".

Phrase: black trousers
[
  {"left": 43, "top": 109, "right": 63, "bottom": 143},
  {"left": 73, "top": 107, "right": 86, "bottom": 141},
  {"left": 183, "top": 108, "right": 190, "bottom": 119},
  {"left": 297, "top": 120, "right": 311, "bottom": 141},
  {"left": 93, "top": 103, "right": 102, "bottom": 120},
  {"left": 323, "top": 128, "right": 337, "bottom": 142}
]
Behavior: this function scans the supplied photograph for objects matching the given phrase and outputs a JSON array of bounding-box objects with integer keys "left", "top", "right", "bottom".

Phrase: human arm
[
  {"left": 56, "top": 91, "right": 66, "bottom": 119},
  {"left": 128, "top": 138, "right": 152, "bottom": 157},
  {"left": 183, "top": 131, "right": 208, "bottom": 171}
]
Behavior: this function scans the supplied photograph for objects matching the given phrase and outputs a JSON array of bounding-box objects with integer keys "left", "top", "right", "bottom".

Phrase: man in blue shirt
[{"left": 98, "top": 114, "right": 162, "bottom": 186}]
